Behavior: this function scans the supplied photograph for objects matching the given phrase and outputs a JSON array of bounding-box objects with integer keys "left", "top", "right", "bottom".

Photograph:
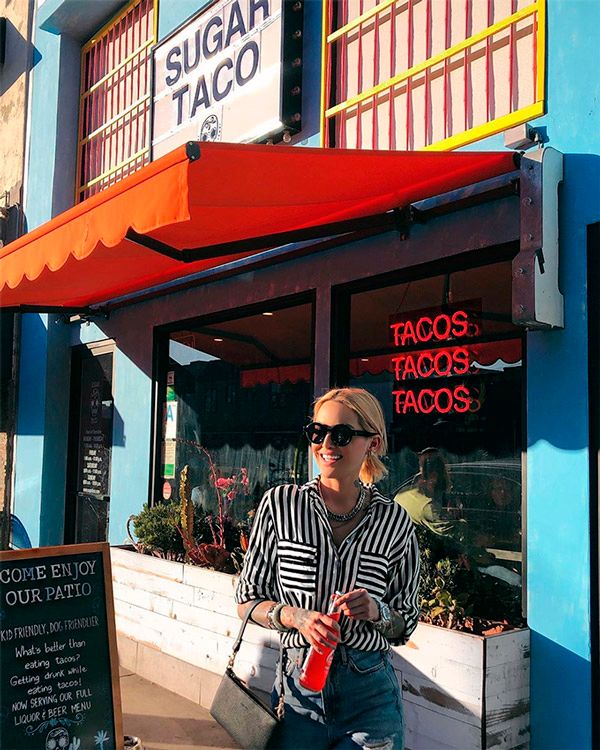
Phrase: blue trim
[{"left": 38, "top": 0, "right": 127, "bottom": 40}]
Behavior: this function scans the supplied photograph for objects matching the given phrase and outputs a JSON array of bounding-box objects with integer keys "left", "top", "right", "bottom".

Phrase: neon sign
[
  {"left": 390, "top": 310, "right": 471, "bottom": 347},
  {"left": 390, "top": 309, "right": 480, "bottom": 415}
]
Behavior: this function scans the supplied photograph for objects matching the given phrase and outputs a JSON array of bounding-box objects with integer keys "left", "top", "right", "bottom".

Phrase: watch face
[{"left": 380, "top": 601, "right": 392, "bottom": 624}]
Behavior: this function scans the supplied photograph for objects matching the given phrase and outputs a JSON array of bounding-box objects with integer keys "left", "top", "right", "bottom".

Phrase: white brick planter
[{"left": 111, "top": 547, "right": 529, "bottom": 749}]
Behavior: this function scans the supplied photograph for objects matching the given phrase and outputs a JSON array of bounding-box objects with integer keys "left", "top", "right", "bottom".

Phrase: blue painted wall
[
  {"left": 14, "top": 0, "right": 600, "bottom": 746},
  {"left": 464, "top": 3, "right": 600, "bottom": 744},
  {"left": 521, "top": 3, "right": 599, "bottom": 748},
  {"left": 13, "top": 314, "right": 48, "bottom": 547},
  {"left": 14, "top": 18, "right": 80, "bottom": 547}
]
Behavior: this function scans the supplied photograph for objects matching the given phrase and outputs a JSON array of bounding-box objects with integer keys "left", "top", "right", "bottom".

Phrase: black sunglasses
[{"left": 304, "top": 421, "right": 377, "bottom": 447}]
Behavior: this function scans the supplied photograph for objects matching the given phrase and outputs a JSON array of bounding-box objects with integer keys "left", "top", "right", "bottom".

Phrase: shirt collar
[{"left": 301, "top": 476, "right": 392, "bottom": 505}]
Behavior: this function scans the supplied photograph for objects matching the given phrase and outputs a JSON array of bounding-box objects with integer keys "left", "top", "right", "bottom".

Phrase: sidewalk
[{"left": 120, "top": 667, "right": 240, "bottom": 750}]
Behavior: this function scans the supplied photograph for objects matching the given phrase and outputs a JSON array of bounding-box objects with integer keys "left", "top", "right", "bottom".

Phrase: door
[{"left": 65, "top": 344, "right": 114, "bottom": 543}]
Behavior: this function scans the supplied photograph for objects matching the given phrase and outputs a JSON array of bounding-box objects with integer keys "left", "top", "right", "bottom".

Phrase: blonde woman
[{"left": 236, "top": 387, "right": 420, "bottom": 750}]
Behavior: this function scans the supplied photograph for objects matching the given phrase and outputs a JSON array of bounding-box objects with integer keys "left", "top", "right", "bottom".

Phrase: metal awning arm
[{"left": 513, "top": 147, "right": 564, "bottom": 329}]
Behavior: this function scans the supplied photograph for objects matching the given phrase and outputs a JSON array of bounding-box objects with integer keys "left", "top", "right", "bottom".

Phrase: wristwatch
[{"left": 371, "top": 597, "right": 392, "bottom": 631}]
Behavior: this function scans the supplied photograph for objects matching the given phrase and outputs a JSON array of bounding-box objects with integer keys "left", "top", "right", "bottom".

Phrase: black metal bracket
[
  {"left": 126, "top": 212, "right": 401, "bottom": 264},
  {"left": 186, "top": 142, "right": 200, "bottom": 161},
  {"left": 126, "top": 230, "right": 183, "bottom": 260},
  {"left": 512, "top": 147, "right": 564, "bottom": 329},
  {"left": 57, "top": 309, "right": 110, "bottom": 324}
]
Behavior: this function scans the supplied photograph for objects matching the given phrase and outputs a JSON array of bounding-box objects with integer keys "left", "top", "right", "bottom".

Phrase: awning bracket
[
  {"left": 127, "top": 212, "right": 401, "bottom": 264},
  {"left": 512, "top": 147, "right": 564, "bottom": 329},
  {"left": 125, "top": 230, "right": 183, "bottom": 260}
]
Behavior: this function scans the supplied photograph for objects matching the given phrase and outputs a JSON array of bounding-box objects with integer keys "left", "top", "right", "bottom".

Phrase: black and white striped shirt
[{"left": 235, "top": 478, "right": 420, "bottom": 651}]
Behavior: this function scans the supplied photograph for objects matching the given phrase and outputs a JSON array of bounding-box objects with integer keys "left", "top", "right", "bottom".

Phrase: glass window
[
  {"left": 339, "top": 260, "right": 523, "bottom": 595},
  {"left": 157, "top": 299, "right": 313, "bottom": 521}
]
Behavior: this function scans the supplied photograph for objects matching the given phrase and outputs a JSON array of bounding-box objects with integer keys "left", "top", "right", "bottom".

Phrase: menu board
[
  {"left": 0, "top": 543, "right": 123, "bottom": 750},
  {"left": 78, "top": 357, "right": 113, "bottom": 497}
]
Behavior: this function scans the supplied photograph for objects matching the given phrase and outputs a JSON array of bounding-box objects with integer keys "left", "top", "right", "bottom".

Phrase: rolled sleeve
[
  {"left": 234, "top": 491, "right": 277, "bottom": 604},
  {"left": 387, "top": 526, "right": 421, "bottom": 644}
]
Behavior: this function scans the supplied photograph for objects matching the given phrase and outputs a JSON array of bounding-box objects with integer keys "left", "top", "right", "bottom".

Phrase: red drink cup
[{"left": 299, "top": 611, "right": 341, "bottom": 692}]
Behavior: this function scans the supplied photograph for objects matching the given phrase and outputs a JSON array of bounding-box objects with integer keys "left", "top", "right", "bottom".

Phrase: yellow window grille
[{"left": 321, "top": 0, "right": 546, "bottom": 151}]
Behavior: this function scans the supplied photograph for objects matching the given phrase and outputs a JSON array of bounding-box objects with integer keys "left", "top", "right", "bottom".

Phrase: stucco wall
[
  {"left": 0, "top": 0, "right": 33, "bottom": 524},
  {"left": 0, "top": 0, "right": 33, "bottom": 203}
]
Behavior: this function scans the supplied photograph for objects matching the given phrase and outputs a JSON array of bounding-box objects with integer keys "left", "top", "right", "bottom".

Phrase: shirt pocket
[
  {"left": 354, "top": 551, "right": 389, "bottom": 598},
  {"left": 277, "top": 540, "right": 318, "bottom": 593}
]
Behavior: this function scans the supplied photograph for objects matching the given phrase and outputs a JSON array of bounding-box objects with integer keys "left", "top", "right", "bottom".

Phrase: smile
[{"left": 319, "top": 453, "right": 342, "bottom": 464}]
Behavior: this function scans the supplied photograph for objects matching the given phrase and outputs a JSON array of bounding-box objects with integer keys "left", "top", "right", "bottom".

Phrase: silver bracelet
[
  {"left": 265, "top": 603, "right": 278, "bottom": 630},
  {"left": 271, "top": 602, "right": 290, "bottom": 632}
]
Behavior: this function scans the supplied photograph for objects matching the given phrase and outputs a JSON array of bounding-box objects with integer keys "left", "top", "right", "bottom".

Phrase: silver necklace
[{"left": 320, "top": 481, "right": 368, "bottom": 523}]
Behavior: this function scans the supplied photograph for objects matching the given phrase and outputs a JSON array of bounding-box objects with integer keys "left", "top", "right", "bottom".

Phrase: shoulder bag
[{"left": 210, "top": 600, "right": 284, "bottom": 750}]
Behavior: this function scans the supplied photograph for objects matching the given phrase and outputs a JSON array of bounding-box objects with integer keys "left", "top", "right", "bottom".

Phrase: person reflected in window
[
  {"left": 474, "top": 476, "right": 521, "bottom": 551},
  {"left": 394, "top": 448, "right": 469, "bottom": 545},
  {"left": 235, "top": 387, "right": 420, "bottom": 750}
]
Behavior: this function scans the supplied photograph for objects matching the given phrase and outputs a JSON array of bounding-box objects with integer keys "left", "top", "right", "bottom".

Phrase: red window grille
[{"left": 77, "top": 0, "right": 156, "bottom": 201}]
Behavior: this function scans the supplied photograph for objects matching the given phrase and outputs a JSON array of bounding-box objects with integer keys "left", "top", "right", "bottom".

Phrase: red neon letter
[
  {"left": 453, "top": 385, "right": 471, "bottom": 413},
  {"left": 452, "top": 347, "right": 470, "bottom": 375},
  {"left": 392, "top": 390, "right": 406, "bottom": 414},
  {"left": 432, "top": 314, "right": 452, "bottom": 341},
  {"left": 451, "top": 310, "right": 469, "bottom": 338},
  {"left": 404, "top": 390, "right": 419, "bottom": 413},
  {"left": 403, "top": 355, "right": 418, "bottom": 379},
  {"left": 416, "top": 352, "right": 434, "bottom": 378},
  {"left": 415, "top": 316, "right": 434, "bottom": 342},
  {"left": 417, "top": 389, "right": 436, "bottom": 414},
  {"left": 392, "top": 356, "right": 405, "bottom": 381},
  {"left": 434, "top": 387, "right": 453, "bottom": 414},
  {"left": 433, "top": 350, "right": 453, "bottom": 376},
  {"left": 402, "top": 320, "right": 418, "bottom": 346},
  {"left": 390, "top": 323, "right": 404, "bottom": 348}
]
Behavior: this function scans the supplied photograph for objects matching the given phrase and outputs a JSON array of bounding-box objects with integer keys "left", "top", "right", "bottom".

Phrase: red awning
[{"left": 0, "top": 142, "right": 517, "bottom": 309}]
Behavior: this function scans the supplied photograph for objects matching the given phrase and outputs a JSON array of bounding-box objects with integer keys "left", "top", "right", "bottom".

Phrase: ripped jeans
[{"left": 268, "top": 645, "right": 403, "bottom": 750}]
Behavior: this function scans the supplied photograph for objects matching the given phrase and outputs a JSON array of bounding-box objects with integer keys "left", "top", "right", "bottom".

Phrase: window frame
[
  {"left": 331, "top": 248, "right": 527, "bottom": 616},
  {"left": 149, "top": 291, "right": 317, "bottom": 508}
]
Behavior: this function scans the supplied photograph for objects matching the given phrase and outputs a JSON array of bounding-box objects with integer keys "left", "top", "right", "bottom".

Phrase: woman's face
[{"left": 312, "top": 399, "right": 378, "bottom": 483}]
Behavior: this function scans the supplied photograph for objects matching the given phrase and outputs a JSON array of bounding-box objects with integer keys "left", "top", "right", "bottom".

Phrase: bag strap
[
  {"left": 229, "top": 599, "right": 265, "bottom": 661},
  {"left": 228, "top": 599, "right": 285, "bottom": 720}
]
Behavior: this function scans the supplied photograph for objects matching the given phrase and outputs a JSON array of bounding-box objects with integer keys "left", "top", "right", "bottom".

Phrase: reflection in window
[
  {"left": 343, "top": 261, "right": 523, "bottom": 607},
  {"left": 159, "top": 302, "right": 312, "bottom": 521}
]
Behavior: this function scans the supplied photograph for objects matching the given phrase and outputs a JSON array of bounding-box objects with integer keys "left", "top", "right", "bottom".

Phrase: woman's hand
[
  {"left": 281, "top": 606, "right": 340, "bottom": 653},
  {"left": 334, "top": 589, "right": 379, "bottom": 622}
]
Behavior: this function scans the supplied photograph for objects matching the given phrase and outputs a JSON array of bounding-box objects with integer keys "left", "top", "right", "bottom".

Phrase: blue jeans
[{"left": 268, "top": 645, "right": 404, "bottom": 750}]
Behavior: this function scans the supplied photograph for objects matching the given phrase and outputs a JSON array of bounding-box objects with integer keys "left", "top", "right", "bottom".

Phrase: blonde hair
[{"left": 312, "top": 387, "right": 388, "bottom": 484}]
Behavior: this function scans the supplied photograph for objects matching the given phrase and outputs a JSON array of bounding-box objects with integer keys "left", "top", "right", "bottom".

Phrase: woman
[{"left": 235, "top": 387, "right": 420, "bottom": 750}]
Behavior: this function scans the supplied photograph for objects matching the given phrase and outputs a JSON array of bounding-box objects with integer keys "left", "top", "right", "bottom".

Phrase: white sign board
[{"left": 152, "top": 0, "right": 291, "bottom": 156}]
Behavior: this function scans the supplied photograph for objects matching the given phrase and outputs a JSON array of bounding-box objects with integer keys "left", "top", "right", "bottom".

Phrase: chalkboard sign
[{"left": 0, "top": 543, "right": 123, "bottom": 750}]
